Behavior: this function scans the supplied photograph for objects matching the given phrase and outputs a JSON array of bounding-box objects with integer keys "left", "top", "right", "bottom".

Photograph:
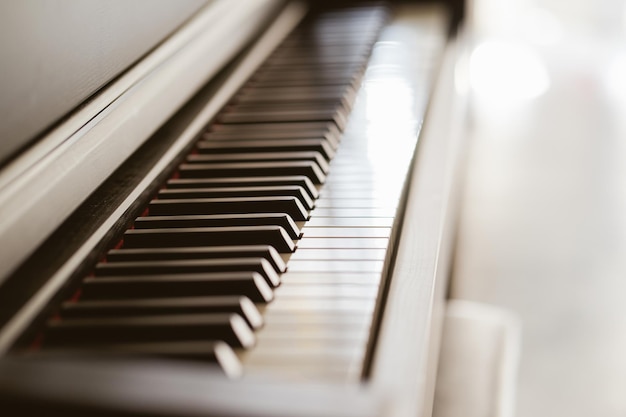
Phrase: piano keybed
[{"left": 10, "top": 4, "right": 447, "bottom": 384}]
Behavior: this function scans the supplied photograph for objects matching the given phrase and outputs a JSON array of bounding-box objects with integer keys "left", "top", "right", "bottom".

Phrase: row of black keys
[{"left": 29, "top": 6, "right": 390, "bottom": 374}]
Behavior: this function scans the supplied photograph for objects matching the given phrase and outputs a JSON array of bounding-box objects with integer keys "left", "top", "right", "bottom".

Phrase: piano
[{"left": 0, "top": 1, "right": 467, "bottom": 416}]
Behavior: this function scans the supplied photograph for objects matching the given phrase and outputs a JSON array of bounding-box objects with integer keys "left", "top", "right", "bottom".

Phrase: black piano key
[
  {"left": 94, "top": 258, "right": 280, "bottom": 288},
  {"left": 124, "top": 226, "right": 295, "bottom": 253},
  {"left": 266, "top": 48, "right": 368, "bottom": 60},
  {"left": 44, "top": 313, "right": 255, "bottom": 348},
  {"left": 284, "top": 25, "right": 382, "bottom": 38},
  {"left": 207, "top": 122, "right": 340, "bottom": 147},
  {"left": 202, "top": 133, "right": 339, "bottom": 150},
  {"left": 202, "top": 133, "right": 339, "bottom": 152},
  {"left": 226, "top": 101, "right": 346, "bottom": 113},
  {"left": 268, "top": 45, "right": 371, "bottom": 60},
  {"left": 289, "top": 15, "right": 385, "bottom": 30},
  {"left": 158, "top": 186, "right": 314, "bottom": 211},
  {"left": 23, "top": 341, "right": 241, "bottom": 373},
  {"left": 252, "top": 65, "right": 360, "bottom": 80},
  {"left": 301, "top": 12, "right": 385, "bottom": 25},
  {"left": 107, "top": 245, "right": 286, "bottom": 273},
  {"left": 278, "top": 38, "right": 379, "bottom": 49},
  {"left": 107, "top": 341, "right": 242, "bottom": 368},
  {"left": 148, "top": 196, "right": 309, "bottom": 222},
  {"left": 80, "top": 272, "right": 273, "bottom": 303},
  {"left": 167, "top": 177, "right": 318, "bottom": 199},
  {"left": 32, "top": 341, "right": 243, "bottom": 376},
  {"left": 61, "top": 296, "right": 263, "bottom": 329},
  {"left": 149, "top": 196, "right": 308, "bottom": 222},
  {"left": 258, "top": 61, "right": 365, "bottom": 74},
  {"left": 178, "top": 162, "right": 326, "bottom": 185},
  {"left": 256, "top": 56, "right": 364, "bottom": 66},
  {"left": 186, "top": 152, "right": 330, "bottom": 175},
  {"left": 134, "top": 214, "right": 300, "bottom": 241},
  {"left": 249, "top": 73, "right": 360, "bottom": 89},
  {"left": 235, "top": 86, "right": 354, "bottom": 105},
  {"left": 210, "top": 121, "right": 337, "bottom": 133},
  {"left": 217, "top": 108, "right": 347, "bottom": 130},
  {"left": 196, "top": 139, "right": 335, "bottom": 161},
  {"left": 270, "top": 38, "right": 372, "bottom": 52},
  {"left": 289, "top": 29, "right": 379, "bottom": 40},
  {"left": 161, "top": 183, "right": 316, "bottom": 207},
  {"left": 297, "top": 20, "right": 385, "bottom": 34}
]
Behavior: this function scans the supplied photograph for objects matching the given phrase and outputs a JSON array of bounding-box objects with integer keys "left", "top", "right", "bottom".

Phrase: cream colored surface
[
  {"left": 433, "top": 301, "right": 520, "bottom": 417},
  {"left": 453, "top": 0, "right": 626, "bottom": 415},
  {"left": 0, "top": 0, "right": 208, "bottom": 162}
]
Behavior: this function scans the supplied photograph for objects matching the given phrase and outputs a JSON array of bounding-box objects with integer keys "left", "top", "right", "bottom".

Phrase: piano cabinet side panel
[{"left": 369, "top": 33, "right": 468, "bottom": 417}]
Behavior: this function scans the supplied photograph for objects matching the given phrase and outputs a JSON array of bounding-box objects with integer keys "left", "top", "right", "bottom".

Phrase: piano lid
[{"left": 0, "top": 0, "right": 210, "bottom": 167}]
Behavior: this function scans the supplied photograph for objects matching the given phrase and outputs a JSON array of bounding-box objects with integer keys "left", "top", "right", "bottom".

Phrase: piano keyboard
[{"left": 14, "top": 4, "right": 446, "bottom": 382}]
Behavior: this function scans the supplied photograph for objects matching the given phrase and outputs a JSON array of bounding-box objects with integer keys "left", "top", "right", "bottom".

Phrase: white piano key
[
  {"left": 314, "top": 199, "right": 397, "bottom": 209},
  {"left": 265, "top": 298, "right": 375, "bottom": 314},
  {"left": 305, "top": 217, "right": 394, "bottom": 227},
  {"left": 279, "top": 272, "right": 381, "bottom": 285},
  {"left": 319, "top": 182, "right": 402, "bottom": 191},
  {"left": 273, "top": 284, "right": 378, "bottom": 298},
  {"left": 250, "top": 343, "right": 364, "bottom": 360},
  {"left": 300, "top": 227, "right": 391, "bottom": 238},
  {"left": 289, "top": 248, "right": 387, "bottom": 260},
  {"left": 331, "top": 146, "right": 377, "bottom": 155},
  {"left": 296, "top": 237, "right": 389, "bottom": 249},
  {"left": 325, "top": 167, "right": 408, "bottom": 176},
  {"left": 287, "top": 260, "right": 384, "bottom": 273},
  {"left": 318, "top": 190, "right": 403, "bottom": 200},
  {"left": 242, "top": 353, "right": 364, "bottom": 378},
  {"left": 258, "top": 317, "right": 371, "bottom": 333},
  {"left": 257, "top": 325, "right": 370, "bottom": 341},
  {"left": 263, "top": 309, "right": 371, "bottom": 322},
  {"left": 244, "top": 349, "right": 364, "bottom": 365},
  {"left": 309, "top": 208, "right": 397, "bottom": 217},
  {"left": 255, "top": 327, "right": 368, "bottom": 341},
  {"left": 322, "top": 175, "right": 381, "bottom": 184},
  {"left": 318, "top": 189, "right": 400, "bottom": 199},
  {"left": 250, "top": 325, "right": 367, "bottom": 347},
  {"left": 243, "top": 362, "right": 359, "bottom": 382}
]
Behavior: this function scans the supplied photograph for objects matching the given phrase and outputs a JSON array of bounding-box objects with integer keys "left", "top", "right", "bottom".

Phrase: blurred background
[{"left": 454, "top": 0, "right": 626, "bottom": 415}]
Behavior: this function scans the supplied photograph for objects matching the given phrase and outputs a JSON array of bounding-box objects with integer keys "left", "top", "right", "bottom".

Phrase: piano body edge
[{"left": 368, "top": 26, "right": 469, "bottom": 417}]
